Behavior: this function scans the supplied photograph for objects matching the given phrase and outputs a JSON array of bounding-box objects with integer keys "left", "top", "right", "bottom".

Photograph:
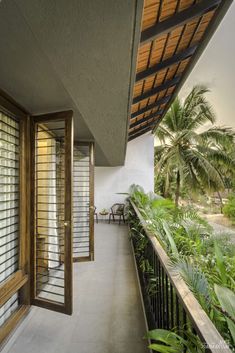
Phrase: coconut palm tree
[{"left": 154, "top": 85, "right": 235, "bottom": 206}]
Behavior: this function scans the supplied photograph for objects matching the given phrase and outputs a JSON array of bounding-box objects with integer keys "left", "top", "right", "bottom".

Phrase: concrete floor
[{"left": 2, "top": 223, "right": 149, "bottom": 353}]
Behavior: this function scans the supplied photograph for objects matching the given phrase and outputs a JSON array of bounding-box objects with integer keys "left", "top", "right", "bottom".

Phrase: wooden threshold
[{"left": 73, "top": 255, "right": 91, "bottom": 263}]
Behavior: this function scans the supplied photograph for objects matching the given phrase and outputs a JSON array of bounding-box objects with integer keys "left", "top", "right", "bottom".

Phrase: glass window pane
[{"left": 0, "top": 112, "right": 19, "bottom": 285}]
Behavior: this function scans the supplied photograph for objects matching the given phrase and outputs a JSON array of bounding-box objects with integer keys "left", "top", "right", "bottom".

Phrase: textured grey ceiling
[{"left": 0, "top": 0, "right": 143, "bottom": 165}]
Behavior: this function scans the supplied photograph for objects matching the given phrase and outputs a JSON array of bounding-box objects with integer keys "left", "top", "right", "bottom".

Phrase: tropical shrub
[
  {"left": 223, "top": 194, "right": 235, "bottom": 223},
  {"left": 146, "top": 329, "right": 204, "bottom": 353},
  {"left": 127, "top": 184, "right": 235, "bottom": 351}
]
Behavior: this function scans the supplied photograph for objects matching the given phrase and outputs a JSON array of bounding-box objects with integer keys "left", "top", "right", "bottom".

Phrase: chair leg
[
  {"left": 96, "top": 214, "right": 98, "bottom": 224},
  {"left": 112, "top": 214, "right": 115, "bottom": 222},
  {"left": 119, "top": 215, "right": 121, "bottom": 225},
  {"left": 109, "top": 214, "right": 111, "bottom": 224},
  {"left": 123, "top": 214, "right": 125, "bottom": 223}
]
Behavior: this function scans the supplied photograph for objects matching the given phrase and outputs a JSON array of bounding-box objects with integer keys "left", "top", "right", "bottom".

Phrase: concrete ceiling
[{"left": 0, "top": 0, "right": 143, "bottom": 166}]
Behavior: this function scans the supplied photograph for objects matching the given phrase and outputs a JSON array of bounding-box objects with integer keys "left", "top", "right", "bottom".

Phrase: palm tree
[{"left": 154, "top": 85, "right": 235, "bottom": 206}]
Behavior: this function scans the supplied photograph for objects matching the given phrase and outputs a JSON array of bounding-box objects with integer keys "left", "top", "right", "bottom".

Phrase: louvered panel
[
  {"left": 34, "top": 122, "right": 66, "bottom": 305},
  {"left": 0, "top": 292, "right": 19, "bottom": 327},
  {"left": 0, "top": 113, "right": 20, "bottom": 327},
  {"left": 73, "top": 145, "right": 90, "bottom": 260}
]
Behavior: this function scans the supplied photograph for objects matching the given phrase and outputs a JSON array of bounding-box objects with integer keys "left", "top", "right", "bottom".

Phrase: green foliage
[
  {"left": 214, "top": 242, "right": 228, "bottom": 286},
  {"left": 146, "top": 329, "right": 204, "bottom": 353},
  {"left": 127, "top": 185, "right": 235, "bottom": 350},
  {"left": 214, "top": 285, "right": 235, "bottom": 345},
  {"left": 173, "top": 260, "right": 211, "bottom": 311},
  {"left": 154, "top": 85, "right": 235, "bottom": 204},
  {"left": 223, "top": 194, "right": 235, "bottom": 223}
]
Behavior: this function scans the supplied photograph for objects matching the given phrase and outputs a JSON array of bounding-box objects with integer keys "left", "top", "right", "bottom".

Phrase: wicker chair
[{"left": 108, "top": 203, "right": 125, "bottom": 225}]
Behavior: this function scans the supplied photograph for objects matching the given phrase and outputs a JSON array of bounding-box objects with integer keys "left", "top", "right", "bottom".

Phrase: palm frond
[
  {"left": 155, "top": 125, "right": 174, "bottom": 143},
  {"left": 184, "top": 149, "right": 225, "bottom": 190},
  {"left": 154, "top": 84, "right": 235, "bottom": 200},
  {"left": 173, "top": 259, "right": 211, "bottom": 310},
  {"left": 198, "top": 126, "right": 235, "bottom": 147},
  {"left": 183, "top": 85, "right": 216, "bottom": 127},
  {"left": 162, "top": 98, "right": 183, "bottom": 133}
]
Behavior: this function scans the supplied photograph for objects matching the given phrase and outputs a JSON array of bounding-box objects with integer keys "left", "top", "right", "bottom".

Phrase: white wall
[{"left": 94, "top": 133, "right": 154, "bottom": 211}]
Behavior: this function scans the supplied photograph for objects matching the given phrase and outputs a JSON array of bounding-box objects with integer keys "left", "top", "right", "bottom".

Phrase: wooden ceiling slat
[
  {"left": 131, "top": 95, "right": 171, "bottom": 119},
  {"left": 144, "top": 76, "right": 156, "bottom": 89},
  {"left": 148, "top": 95, "right": 157, "bottom": 105},
  {"left": 133, "top": 76, "right": 180, "bottom": 104},
  {"left": 136, "top": 44, "right": 197, "bottom": 82},
  {"left": 128, "top": 0, "right": 229, "bottom": 139},
  {"left": 140, "top": 0, "right": 220, "bottom": 44},
  {"left": 139, "top": 98, "right": 150, "bottom": 109},
  {"left": 149, "top": 35, "right": 168, "bottom": 67},
  {"left": 142, "top": 1, "right": 161, "bottom": 30},
  {"left": 178, "top": 0, "right": 195, "bottom": 12},
  {"left": 129, "top": 124, "right": 155, "bottom": 140},
  {"left": 160, "top": 0, "right": 178, "bottom": 22},
  {"left": 130, "top": 111, "right": 162, "bottom": 129}
]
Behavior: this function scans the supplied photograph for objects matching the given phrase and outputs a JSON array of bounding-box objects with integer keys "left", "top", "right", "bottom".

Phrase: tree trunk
[
  {"left": 164, "top": 172, "right": 170, "bottom": 198},
  {"left": 217, "top": 191, "right": 223, "bottom": 213},
  {"left": 175, "top": 171, "right": 180, "bottom": 207}
]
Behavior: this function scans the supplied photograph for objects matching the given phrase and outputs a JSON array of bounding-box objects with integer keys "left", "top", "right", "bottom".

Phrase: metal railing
[{"left": 130, "top": 201, "right": 232, "bottom": 353}]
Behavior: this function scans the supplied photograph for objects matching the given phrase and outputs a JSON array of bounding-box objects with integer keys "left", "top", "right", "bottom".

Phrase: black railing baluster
[
  {"left": 158, "top": 263, "right": 162, "bottom": 327},
  {"left": 183, "top": 308, "right": 187, "bottom": 329},
  {"left": 175, "top": 294, "right": 180, "bottom": 332},
  {"left": 129, "top": 202, "right": 232, "bottom": 353},
  {"left": 152, "top": 251, "right": 156, "bottom": 323},
  {"left": 150, "top": 246, "right": 154, "bottom": 314},
  {"left": 165, "top": 274, "right": 169, "bottom": 330},
  {"left": 183, "top": 309, "right": 188, "bottom": 353},
  {"left": 161, "top": 266, "right": 165, "bottom": 328},
  {"left": 156, "top": 256, "right": 160, "bottom": 328},
  {"left": 170, "top": 283, "right": 174, "bottom": 329},
  {"left": 154, "top": 253, "right": 158, "bottom": 327}
]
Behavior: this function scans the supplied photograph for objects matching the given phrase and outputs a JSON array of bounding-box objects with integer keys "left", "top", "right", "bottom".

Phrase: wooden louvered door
[
  {"left": 0, "top": 101, "right": 29, "bottom": 345},
  {"left": 73, "top": 142, "right": 94, "bottom": 262},
  {"left": 31, "top": 111, "right": 73, "bottom": 315}
]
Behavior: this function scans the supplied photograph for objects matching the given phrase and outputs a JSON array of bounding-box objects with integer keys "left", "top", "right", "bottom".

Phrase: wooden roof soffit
[
  {"left": 140, "top": 0, "right": 221, "bottom": 45},
  {"left": 128, "top": 0, "right": 231, "bottom": 141}
]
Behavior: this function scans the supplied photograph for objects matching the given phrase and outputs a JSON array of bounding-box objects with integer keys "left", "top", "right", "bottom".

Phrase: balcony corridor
[{"left": 2, "top": 223, "right": 148, "bottom": 353}]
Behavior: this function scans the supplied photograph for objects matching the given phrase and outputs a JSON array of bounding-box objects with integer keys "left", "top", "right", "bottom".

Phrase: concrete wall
[{"left": 94, "top": 133, "right": 154, "bottom": 211}]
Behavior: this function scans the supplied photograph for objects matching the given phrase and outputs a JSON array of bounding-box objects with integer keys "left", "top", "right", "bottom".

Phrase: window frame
[{"left": 0, "top": 92, "right": 30, "bottom": 345}]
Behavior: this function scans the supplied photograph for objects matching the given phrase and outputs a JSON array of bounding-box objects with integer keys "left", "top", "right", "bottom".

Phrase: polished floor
[{"left": 2, "top": 223, "right": 149, "bottom": 353}]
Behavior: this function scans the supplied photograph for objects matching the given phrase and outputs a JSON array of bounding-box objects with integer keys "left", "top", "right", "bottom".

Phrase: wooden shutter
[
  {"left": 73, "top": 142, "right": 94, "bottom": 262},
  {"left": 31, "top": 111, "right": 73, "bottom": 315}
]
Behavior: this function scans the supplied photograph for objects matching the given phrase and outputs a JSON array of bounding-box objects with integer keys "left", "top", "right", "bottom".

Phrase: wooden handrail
[{"left": 130, "top": 201, "right": 232, "bottom": 353}]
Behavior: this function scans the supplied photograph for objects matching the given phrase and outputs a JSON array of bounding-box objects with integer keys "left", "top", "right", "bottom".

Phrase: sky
[{"left": 179, "top": 2, "right": 235, "bottom": 128}]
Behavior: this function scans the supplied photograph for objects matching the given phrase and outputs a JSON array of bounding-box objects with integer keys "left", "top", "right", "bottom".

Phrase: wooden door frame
[
  {"left": 0, "top": 93, "right": 30, "bottom": 345},
  {"left": 0, "top": 93, "right": 75, "bottom": 344},
  {"left": 30, "top": 111, "right": 73, "bottom": 315},
  {"left": 73, "top": 141, "right": 94, "bottom": 263}
]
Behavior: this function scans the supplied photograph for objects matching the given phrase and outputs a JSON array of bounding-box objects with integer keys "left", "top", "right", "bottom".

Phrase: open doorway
[{"left": 30, "top": 113, "right": 95, "bottom": 316}]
